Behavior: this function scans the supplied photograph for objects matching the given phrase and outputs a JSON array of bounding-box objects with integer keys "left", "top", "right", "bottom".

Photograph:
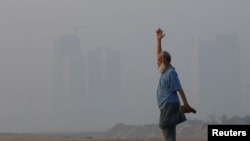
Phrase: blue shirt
[{"left": 157, "top": 66, "right": 182, "bottom": 109}]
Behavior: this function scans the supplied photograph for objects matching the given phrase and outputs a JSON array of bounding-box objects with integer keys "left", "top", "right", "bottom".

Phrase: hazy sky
[{"left": 0, "top": 0, "right": 249, "bottom": 133}]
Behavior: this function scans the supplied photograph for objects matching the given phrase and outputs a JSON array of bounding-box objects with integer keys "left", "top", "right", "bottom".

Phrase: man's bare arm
[
  {"left": 178, "top": 89, "right": 196, "bottom": 113},
  {"left": 156, "top": 28, "right": 165, "bottom": 58}
]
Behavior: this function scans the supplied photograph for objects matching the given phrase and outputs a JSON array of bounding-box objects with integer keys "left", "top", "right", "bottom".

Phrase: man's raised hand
[{"left": 156, "top": 28, "right": 165, "bottom": 40}]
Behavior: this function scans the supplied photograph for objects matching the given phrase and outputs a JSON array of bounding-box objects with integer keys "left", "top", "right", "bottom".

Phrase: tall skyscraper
[
  {"left": 188, "top": 37, "right": 200, "bottom": 113},
  {"left": 53, "top": 34, "right": 86, "bottom": 123},
  {"left": 87, "top": 47, "right": 121, "bottom": 126},
  {"left": 198, "top": 32, "right": 242, "bottom": 120}
]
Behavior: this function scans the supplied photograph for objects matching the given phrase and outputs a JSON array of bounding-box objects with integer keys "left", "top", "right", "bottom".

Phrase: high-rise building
[
  {"left": 198, "top": 32, "right": 242, "bottom": 120},
  {"left": 87, "top": 47, "right": 121, "bottom": 126},
  {"left": 188, "top": 37, "right": 200, "bottom": 113},
  {"left": 53, "top": 34, "right": 86, "bottom": 122}
]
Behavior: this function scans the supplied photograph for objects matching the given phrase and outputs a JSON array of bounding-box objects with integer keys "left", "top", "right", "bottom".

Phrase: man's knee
[
  {"left": 159, "top": 112, "right": 186, "bottom": 129},
  {"left": 159, "top": 119, "right": 174, "bottom": 129}
]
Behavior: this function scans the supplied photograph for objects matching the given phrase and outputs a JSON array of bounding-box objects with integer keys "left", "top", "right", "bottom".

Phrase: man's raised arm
[{"left": 155, "top": 28, "right": 165, "bottom": 59}]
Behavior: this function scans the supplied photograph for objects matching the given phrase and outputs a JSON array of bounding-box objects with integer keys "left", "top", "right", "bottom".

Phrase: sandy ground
[{"left": 0, "top": 137, "right": 207, "bottom": 141}]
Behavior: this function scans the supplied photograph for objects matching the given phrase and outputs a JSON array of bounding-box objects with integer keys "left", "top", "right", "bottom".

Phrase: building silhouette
[
  {"left": 52, "top": 32, "right": 122, "bottom": 129},
  {"left": 53, "top": 34, "right": 86, "bottom": 123},
  {"left": 187, "top": 37, "right": 200, "bottom": 115},
  {"left": 197, "top": 32, "right": 242, "bottom": 120},
  {"left": 87, "top": 47, "right": 121, "bottom": 126}
]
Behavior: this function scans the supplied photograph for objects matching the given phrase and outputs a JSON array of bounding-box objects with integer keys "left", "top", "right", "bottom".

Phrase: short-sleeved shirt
[{"left": 157, "top": 66, "right": 182, "bottom": 109}]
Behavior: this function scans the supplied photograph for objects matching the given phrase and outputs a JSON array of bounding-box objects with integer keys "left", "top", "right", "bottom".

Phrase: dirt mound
[{"left": 99, "top": 120, "right": 207, "bottom": 139}]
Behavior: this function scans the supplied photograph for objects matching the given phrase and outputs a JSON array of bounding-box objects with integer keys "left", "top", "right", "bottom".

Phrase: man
[{"left": 155, "top": 28, "right": 196, "bottom": 141}]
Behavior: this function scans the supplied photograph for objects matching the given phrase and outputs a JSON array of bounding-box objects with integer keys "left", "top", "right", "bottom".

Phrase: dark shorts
[{"left": 159, "top": 102, "right": 186, "bottom": 129}]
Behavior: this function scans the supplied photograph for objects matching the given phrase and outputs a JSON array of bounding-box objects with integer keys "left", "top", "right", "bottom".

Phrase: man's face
[{"left": 157, "top": 57, "right": 163, "bottom": 68}]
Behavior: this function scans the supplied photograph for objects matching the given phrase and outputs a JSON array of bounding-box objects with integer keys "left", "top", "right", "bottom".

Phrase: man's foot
[
  {"left": 189, "top": 107, "right": 196, "bottom": 114},
  {"left": 181, "top": 105, "right": 196, "bottom": 114}
]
